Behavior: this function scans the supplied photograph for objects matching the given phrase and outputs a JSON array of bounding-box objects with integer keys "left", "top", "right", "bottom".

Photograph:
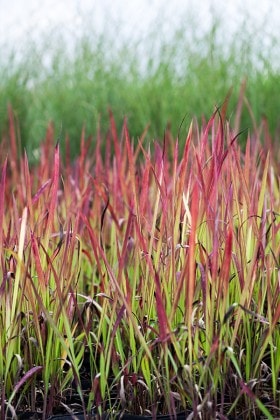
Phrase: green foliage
[{"left": 0, "top": 12, "right": 279, "bottom": 160}]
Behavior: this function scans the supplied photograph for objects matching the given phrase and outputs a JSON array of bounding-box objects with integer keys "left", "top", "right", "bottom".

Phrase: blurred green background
[{"left": 0, "top": 1, "right": 279, "bottom": 160}]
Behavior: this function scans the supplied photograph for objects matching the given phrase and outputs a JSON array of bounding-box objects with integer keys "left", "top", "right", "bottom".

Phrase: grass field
[
  {"left": 0, "top": 99, "right": 280, "bottom": 419},
  {"left": 0, "top": 7, "right": 280, "bottom": 419}
]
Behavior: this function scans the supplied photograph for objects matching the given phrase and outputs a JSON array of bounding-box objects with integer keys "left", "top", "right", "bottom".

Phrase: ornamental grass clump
[{"left": 0, "top": 101, "right": 279, "bottom": 419}]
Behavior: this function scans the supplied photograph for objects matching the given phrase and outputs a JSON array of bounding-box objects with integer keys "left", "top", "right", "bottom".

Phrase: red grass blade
[
  {"left": 0, "top": 158, "right": 7, "bottom": 251},
  {"left": 11, "top": 366, "right": 43, "bottom": 398},
  {"left": 217, "top": 225, "right": 233, "bottom": 305},
  {"left": 44, "top": 143, "right": 60, "bottom": 245},
  {"left": 154, "top": 271, "right": 170, "bottom": 342}
]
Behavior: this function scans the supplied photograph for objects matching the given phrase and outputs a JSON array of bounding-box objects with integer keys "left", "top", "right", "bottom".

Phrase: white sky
[{"left": 0, "top": 0, "right": 279, "bottom": 63}]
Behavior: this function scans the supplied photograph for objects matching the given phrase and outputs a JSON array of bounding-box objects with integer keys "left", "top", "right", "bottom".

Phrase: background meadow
[{"left": 0, "top": 1, "right": 279, "bottom": 160}]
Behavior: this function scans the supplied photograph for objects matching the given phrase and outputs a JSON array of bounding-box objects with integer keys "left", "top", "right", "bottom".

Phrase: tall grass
[
  {"left": 0, "top": 97, "right": 279, "bottom": 418},
  {"left": 0, "top": 10, "right": 279, "bottom": 160}
]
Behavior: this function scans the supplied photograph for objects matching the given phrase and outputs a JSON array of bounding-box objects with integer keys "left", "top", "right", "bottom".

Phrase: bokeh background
[{"left": 1, "top": 0, "right": 279, "bottom": 159}]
